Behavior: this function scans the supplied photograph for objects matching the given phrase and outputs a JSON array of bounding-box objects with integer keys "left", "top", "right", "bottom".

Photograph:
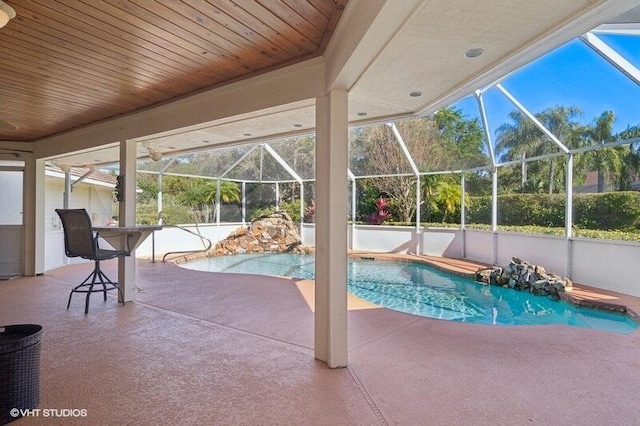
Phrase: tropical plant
[
  {"left": 367, "top": 197, "right": 391, "bottom": 225},
  {"left": 495, "top": 106, "right": 582, "bottom": 193},
  {"left": 423, "top": 176, "right": 468, "bottom": 223}
]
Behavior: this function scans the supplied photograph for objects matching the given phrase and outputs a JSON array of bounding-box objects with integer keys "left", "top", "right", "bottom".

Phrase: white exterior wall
[
  {"left": 494, "top": 232, "right": 567, "bottom": 275},
  {"left": 353, "top": 225, "right": 418, "bottom": 253},
  {"left": 421, "top": 228, "right": 463, "bottom": 257},
  {"left": 301, "top": 223, "right": 316, "bottom": 247},
  {"left": 570, "top": 238, "right": 640, "bottom": 297},
  {"left": 463, "top": 229, "right": 494, "bottom": 264},
  {"left": 135, "top": 224, "right": 239, "bottom": 258},
  {"left": 44, "top": 177, "right": 115, "bottom": 271}
]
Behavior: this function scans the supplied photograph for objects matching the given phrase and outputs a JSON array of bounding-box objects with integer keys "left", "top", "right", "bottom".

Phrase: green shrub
[
  {"left": 249, "top": 200, "right": 302, "bottom": 222},
  {"left": 468, "top": 192, "right": 640, "bottom": 231},
  {"left": 574, "top": 192, "right": 640, "bottom": 231}
]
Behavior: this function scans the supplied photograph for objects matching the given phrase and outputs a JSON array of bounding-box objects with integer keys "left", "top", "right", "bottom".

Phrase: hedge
[{"left": 467, "top": 191, "right": 640, "bottom": 231}]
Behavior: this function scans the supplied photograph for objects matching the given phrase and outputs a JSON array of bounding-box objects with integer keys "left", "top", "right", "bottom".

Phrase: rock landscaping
[
  {"left": 475, "top": 257, "right": 572, "bottom": 300},
  {"left": 211, "top": 211, "right": 313, "bottom": 256}
]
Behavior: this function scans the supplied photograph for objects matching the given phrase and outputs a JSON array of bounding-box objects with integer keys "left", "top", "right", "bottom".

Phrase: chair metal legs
[{"left": 67, "top": 260, "right": 125, "bottom": 314}]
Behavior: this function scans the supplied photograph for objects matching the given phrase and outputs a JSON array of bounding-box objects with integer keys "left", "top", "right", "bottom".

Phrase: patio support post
[
  {"left": 118, "top": 139, "right": 137, "bottom": 303},
  {"left": 23, "top": 156, "right": 45, "bottom": 276},
  {"left": 315, "top": 89, "right": 348, "bottom": 368},
  {"left": 242, "top": 182, "right": 246, "bottom": 224},
  {"left": 275, "top": 182, "right": 280, "bottom": 210},
  {"left": 62, "top": 167, "right": 71, "bottom": 209},
  {"left": 461, "top": 173, "right": 466, "bottom": 258},
  {"left": 157, "top": 158, "right": 176, "bottom": 225},
  {"left": 299, "top": 182, "right": 304, "bottom": 236},
  {"left": 216, "top": 179, "right": 221, "bottom": 226},
  {"left": 348, "top": 171, "right": 356, "bottom": 251},
  {"left": 491, "top": 167, "right": 498, "bottom": 265},
  {"left": 157, "top": 173, "right": 163, "bottom": 224},
  {"left": 565, "top": 153, "right": 574, "bottom": 278}
]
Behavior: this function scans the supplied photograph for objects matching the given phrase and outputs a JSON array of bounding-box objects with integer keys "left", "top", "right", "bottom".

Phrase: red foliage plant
[{"left": 368, "top": 197, "right": 391, "bottom": 225}]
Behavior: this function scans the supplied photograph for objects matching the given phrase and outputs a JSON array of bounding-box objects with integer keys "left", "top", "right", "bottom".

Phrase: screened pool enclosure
[{"left": 48, "top": 20, "right": 640, "bottom": 297}]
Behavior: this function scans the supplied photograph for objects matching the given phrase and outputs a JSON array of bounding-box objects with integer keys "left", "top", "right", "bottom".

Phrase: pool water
[{"left": 180, "top": 253, "right": 638, "bottom": 334}]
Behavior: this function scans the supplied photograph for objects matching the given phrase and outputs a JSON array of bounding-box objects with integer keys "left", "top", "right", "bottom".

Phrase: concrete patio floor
[{"left": 2, "top": 258, "right": 640, "bottom": 425}]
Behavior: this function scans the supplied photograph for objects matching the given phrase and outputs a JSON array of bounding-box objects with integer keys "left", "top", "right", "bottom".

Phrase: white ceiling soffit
[
  {"left": 49, "top": 100, "right": 317, "bottom": 167},
  {"left": 349, "top": 0, "right": 640, "bottom": 118}
]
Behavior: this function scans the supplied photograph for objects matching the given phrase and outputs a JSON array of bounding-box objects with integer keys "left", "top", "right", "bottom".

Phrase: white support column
[
  {"left": 275, "top": 182, "right": 280, "bottom": 210},
  {"left": 415, "top": 176, "right": 421, "bottom": 231},
  {"left": 565, "top": 153, "right": 574, "bottom": 278},
  {"left": 157, "top": 173, "right": 163, "bottom": 224},
  {"left": 349, "top": 170, "right": 356, "bottom": 251},
  {"left": 461, "top": 173, "right": 466, "bottom": 259},
  {"left": 242, "top": 182, "right": 246, "bottom": 224},
  {"left": 118, "top": 140, "right": 137, "bottom": 302},
  {"left": 299, "top": 183, "right": 304, "bottom": 236},
  {"left": 491, "top": 167, "right": 498, "bottom": 266},
  {"left": 23, "top": 156, "right": 45, "bottom": 276},
  {"left": 62, "top": 166, "right": 71, "bottom": 209},
  {"left": 315, "top": 90, "right": 348, "bottom": 368},
  {"left": 460, "top": 173, "right": 466, "bottom": 229},
  {"left": 215, "top": 179, "right": 221, "bottom": 226}
]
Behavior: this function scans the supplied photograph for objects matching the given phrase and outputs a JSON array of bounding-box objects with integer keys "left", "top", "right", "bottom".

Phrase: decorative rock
[
  {"left": 475, "top": 256, "right": 572, "bottom": 300},
  {"left": 210, "top": 211, "right": 313, "bottom": 257}
]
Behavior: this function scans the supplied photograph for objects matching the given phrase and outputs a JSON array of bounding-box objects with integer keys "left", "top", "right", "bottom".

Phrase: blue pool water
[{"left": 180, "top": 253, "right": 638, "bottom": 334}]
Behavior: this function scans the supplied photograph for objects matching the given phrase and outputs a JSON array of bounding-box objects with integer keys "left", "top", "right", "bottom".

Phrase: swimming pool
[{"left": 180, "top": 253, "right": 638, "bottom": 334}]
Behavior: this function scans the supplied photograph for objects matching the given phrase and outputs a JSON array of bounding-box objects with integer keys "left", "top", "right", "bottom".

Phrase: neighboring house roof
[
  {"left": 46, "top": 166, "right": 116, "bottom": 189},
  {"left": 574, "top": 170, "right": 640, "bottom": 193}
]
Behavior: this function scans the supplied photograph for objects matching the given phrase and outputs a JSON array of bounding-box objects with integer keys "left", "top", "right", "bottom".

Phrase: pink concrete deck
[{"left": 2, "top": 258, "right": 640, "bottom": 425}]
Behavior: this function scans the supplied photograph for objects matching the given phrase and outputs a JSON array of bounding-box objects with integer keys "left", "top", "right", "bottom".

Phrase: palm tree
[
  {"left": 582, "top": 111, "right": 624, "bottom": 192},
  {"left": 495, "top": 106, "right": 581, "bottom": 193},
  {"left": 423, "top": 176, "right": 467, "bottom": 223},
  {"left": 181, "top": 180, "right": 241, "bottom": 222}
]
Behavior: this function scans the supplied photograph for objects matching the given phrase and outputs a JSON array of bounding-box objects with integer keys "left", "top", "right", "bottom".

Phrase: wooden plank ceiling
[{"left": 0, "top": 0, "right": 346, "bottom": 142}]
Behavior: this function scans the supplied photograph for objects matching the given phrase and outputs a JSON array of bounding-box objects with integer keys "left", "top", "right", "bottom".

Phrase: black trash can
[{"left": 0, "top": 325, "right": 43, "bottom": 425}]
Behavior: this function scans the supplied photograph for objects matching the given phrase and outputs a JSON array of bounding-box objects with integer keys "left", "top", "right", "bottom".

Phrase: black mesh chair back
[
  {"left": 56, "top": 208, "right": 97, "bottom": 259},
  {"left": 55, "top": 208, "right": 126, "bottom": 314}
]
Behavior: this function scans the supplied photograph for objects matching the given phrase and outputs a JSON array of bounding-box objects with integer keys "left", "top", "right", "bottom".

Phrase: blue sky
[{"left": 455, "top": 34, "right": 640, "bottom": 141}]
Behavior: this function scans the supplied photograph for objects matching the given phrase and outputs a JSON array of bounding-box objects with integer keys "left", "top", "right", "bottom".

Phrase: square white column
[
  {"left": 23, "top": 157, "right": 45, "bottom": 276},
  {"left": 314, "top": 90, "right": 348, "bottom": 368},
  {"left": 118, "top": 140, "right": 137, "bottom": 302}
]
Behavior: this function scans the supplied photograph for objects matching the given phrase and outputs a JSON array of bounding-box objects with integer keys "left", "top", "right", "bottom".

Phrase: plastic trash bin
[{"left": 0, "top": 325, "right": 42, "bottom": 425}]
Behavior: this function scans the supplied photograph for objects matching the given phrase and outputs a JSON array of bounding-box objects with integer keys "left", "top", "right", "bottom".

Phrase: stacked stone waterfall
[
  {"left": 475, "top": 257, "right": 572, "bottom": 300},
  {"left": 212, "top": 211, "right": 312, "bottom": 256}
]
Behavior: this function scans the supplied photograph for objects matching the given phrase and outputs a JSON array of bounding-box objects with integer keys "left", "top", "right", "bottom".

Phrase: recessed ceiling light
[
  {"left": 357, "top": 112, "right": 367, "bottom": 117},
  {"left": 464, "top": 48, "right": 484, "bottom": 58},
  {"left": 244, "top": 133, "right": 252, "bottom": 137},
  {"left": 293, "top": 123, "right": 303, "bottom": 128},
  {"left": 409, "top": 91, "right": 422, "bottom": 97}
]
